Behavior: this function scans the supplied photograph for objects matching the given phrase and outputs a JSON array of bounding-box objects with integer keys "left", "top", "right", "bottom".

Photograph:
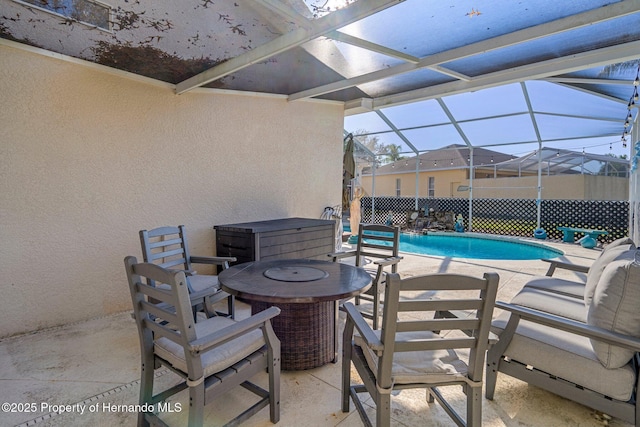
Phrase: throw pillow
[
  {"left": 587, "top": 255, "right": 640, "bottom": 368},
  {"left": 584, "top": 245, "right": 635, "bottom": 306}
]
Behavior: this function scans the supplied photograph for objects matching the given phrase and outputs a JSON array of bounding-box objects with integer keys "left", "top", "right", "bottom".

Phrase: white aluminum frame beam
[
  {"left": 552, "top": 81, "right": 634, "bottom": 105},
  {"left": 289, "top": 1, "right": 639, "bottom": 101},
  {"left": 436, "top": 98, "right": 473, "bottom": 148},
  {"left": 533, "top": 110, "right": 622, "bottom": 123},
  {"left": 523, "top": 82, "right": 544, "bottom": 228},
  {"left": 542, "top": 77, "right": 632, "bottom": 85},
  {"left": 428, "top": 65, "right": 472, "bottom": 82},
  {"left": 175, "top": 0, "right": 403, "bottom": 95},
  {"left": 347, "top": 107, "right": 621, "bottom": 139},
  {"left": 324, "top": 30, "right": 420, "bottom": 64},
  {"left": 374, "top": 110, "right": 420, "bottom": 154}
]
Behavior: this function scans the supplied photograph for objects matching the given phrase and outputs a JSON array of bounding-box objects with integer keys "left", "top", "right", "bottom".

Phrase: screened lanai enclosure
[
  {"left": 343, "top": 77, "right": 640, "bottom": 241},
  {"left": 1, "top": 0, "right": 639, "bottom": 240}
]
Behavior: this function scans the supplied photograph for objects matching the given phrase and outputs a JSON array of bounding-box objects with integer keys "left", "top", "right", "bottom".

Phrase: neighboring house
[
  {"left": 360, "top": 145, "right": 517, "bottom": 198},
  {"left": 360, "top": 145, "right": 629, "bottom": 201}
]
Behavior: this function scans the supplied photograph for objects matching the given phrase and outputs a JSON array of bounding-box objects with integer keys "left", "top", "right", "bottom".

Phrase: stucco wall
[
  {"left": 0, "top": 44, "right": 343, "bottom": 337},
  {"left": 467, "top": 175, "right": 628, "bottom": 200},
  {"left": 361, "top": 171, "right": 628, "bottom": 200},
  {"left": 360, "top": 169, "right": 468, "bottom": 198}
]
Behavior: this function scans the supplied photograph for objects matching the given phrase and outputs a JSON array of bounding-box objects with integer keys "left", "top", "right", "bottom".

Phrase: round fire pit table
[{"left": 218, "top": 258, "right": 371, "bottom": 370}]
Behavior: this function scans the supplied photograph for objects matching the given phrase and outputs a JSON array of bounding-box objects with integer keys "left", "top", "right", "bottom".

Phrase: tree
[
  {"left": 382, "top": 143, "right": 403, "bottom": 163},
  {"left": 353, "top": 130, "right": 384, "bottom": 154},
  {"left": 352, "top": 130, "right": 405, "bottom": 164}
]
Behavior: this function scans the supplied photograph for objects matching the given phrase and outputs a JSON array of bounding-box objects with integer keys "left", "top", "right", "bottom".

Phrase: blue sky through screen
[{"left": 344, "top": 81, "right": 633, "bottom": 159}]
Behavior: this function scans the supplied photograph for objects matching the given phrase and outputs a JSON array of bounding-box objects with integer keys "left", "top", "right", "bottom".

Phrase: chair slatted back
[
  {"left": 378, "top": 272, "right": 499, "bottom": 387},
  {"left": 355, "top": 223, "right": 400, "bottom": 272},
  {"left": 124, "top": 256, "right": 197, "bottom": 355},
  {"left": 139, "top": 225, "right": 195, "bottom": 289},
  {"left": 140, "top": 225, "right": 193, "bottom": 271}
]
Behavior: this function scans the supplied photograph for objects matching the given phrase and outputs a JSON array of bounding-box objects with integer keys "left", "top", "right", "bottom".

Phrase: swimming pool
[
  {"left": 398, "top": 232, "right": 562, "bottom": 260},
  {"left": 350, "top": 227, "right": 563, "bottom": 260}
]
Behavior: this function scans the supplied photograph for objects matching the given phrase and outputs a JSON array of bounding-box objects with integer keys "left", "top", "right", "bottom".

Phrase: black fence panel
[
  {"left": 541, "top": 200, "right": 629, "bottom": 242},
  {"left": 470, "top": 199, "right": 539, "bottom": 237},
  {"left": 359, "top": 197, "right": 628, "bottom": 244},
  {"left": 360, "top": 197, "right": 469, "bottom": 225}
]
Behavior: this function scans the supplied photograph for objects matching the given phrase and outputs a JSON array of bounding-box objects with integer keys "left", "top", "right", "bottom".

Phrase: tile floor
[{"left": 0, "top": 238, "right": 632, "bottom": 426}]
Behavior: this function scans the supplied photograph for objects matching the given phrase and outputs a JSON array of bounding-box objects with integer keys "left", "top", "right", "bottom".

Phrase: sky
[{"left": 344, "top": 81, "right": 634, "bottom": 159}]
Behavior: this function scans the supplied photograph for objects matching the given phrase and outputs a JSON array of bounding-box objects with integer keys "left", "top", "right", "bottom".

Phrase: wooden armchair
[
  {"left": 140, "top": 225, "right": 236, "bottom": 318},
  {"left": 124, "top": 256, "right": 281, "bottom": 427},
  {"left": 342, "top": 271, "right": 499, "bottom": 426},
  {"left": 329, "top": 223, "right": 402, "bottom": 329}
]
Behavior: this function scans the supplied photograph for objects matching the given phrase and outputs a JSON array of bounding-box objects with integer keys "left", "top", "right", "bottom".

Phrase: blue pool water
[
  {"left": 396, "top": 233, "right": 562, "bottom": 260},
  {"left": 345, "top": 225, "right": 562, "bottom": 260}
]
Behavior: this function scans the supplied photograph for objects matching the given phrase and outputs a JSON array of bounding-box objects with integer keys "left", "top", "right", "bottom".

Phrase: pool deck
[{"left": 1, "top": 238, "right": 628, "bottom": 427}]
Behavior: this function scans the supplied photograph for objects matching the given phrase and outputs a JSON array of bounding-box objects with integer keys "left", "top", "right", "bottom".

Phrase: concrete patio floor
[{"left": 0, "top": 238, "right": 631, "bottom": 426}]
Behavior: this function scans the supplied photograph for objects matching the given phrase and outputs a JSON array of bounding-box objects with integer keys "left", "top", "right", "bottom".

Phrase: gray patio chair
[
  {"left": 140, "top": 225, "right": 236, "bottom": 318},
  {"left": 486, "top": 246, "right": 640, "bottom": 426},
  {"left": 124, "top": 256, "right": 281, "bottom": 427},
  {"left": 342, "top": 271, "right": 499, "bottom": 427},
  {"left": 329, "top": 223, "right": 402, "bottom": 329}
]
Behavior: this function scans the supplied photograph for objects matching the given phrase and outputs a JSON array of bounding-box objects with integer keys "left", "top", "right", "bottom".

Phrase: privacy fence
[{"left": 360, "top": 197, "right": 629, "bottom": 244}]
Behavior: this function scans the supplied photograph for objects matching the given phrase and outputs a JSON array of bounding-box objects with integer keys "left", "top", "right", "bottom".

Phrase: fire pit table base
[{"left": 252, "top": 300, "right": 334, "bottom": 371}]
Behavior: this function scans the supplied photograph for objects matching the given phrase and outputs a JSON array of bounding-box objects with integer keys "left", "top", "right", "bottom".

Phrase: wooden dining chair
[
  {"left": 342, "top": 271, "right": 499, "bottom": 427},
  {"left": 124, "top": 256, "right": 281, "bottom": 427},
  {"left": 139, "top": 225, "right": 235, "bottom": 318},
  {"left": 330, "top": 223, "right": 402, "bottom": 329}
]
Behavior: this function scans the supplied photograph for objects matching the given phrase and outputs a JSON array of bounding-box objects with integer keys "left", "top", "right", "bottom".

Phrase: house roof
[
  {"left": 493, "top": 147, "right": 630, "bottom": 176},
  {"left": 2, "top": 0, "right": 638, "bottom": 155},
  {"left": 362, "top": 144, "right": 630, "bottom": 177},
  {"left": 362, "top": 144, "right": 516, "bottom": 175}
]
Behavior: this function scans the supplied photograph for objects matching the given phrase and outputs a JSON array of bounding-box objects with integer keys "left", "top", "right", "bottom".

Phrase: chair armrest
[
  {"left": 328, "top": 250, "right": 357, "bottom": 262},
  {"left": 343, "top": 302, "right": 383, "bottom": 352},
  {"left": 496, "top": 301, "right": 640, "bottom": 352},
  {"left": 188, "top": 306, "right": 281, "bottom": 353},
  {"left": 373, "top": 256, "right": 403, "bottom": 268},
  {"left": 541, "top": 259, "right": 589, "bottom": 276},
  {"left": 190, "top": 255, "right": 237, "bottom": 267},
  {"left": 369, "top": 257, "right": 403, "bottom": 288}
]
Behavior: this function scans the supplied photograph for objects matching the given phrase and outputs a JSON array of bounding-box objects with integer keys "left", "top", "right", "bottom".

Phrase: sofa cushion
[
  {"left": 584, "top": 246, "right": 635, "bottom": 306},
  {"left": 587, "top": 256, "right": 640, "bottom": 368},
  {"left": 510, "top": 287, "right": 586, "bottom": 322},
  {"left": 523, "top": 276, "right": 585, "bottom": 300},
  {"left": 492, "top": 313, "right": 636, "bottom": 401}
]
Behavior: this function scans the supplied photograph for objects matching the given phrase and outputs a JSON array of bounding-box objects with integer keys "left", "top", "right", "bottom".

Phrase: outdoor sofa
[{"left": 486, "top": 237, "right": 640, "bottom": 425}]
